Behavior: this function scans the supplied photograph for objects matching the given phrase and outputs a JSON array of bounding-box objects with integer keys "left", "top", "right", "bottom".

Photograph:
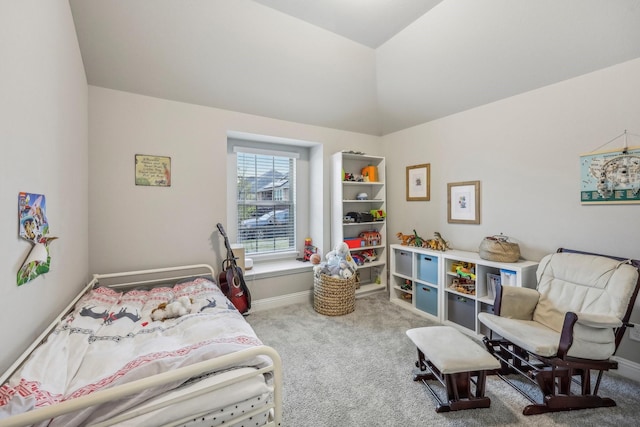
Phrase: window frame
[{"left": 227, "top": 138, "right": 310, "bottom": 262}]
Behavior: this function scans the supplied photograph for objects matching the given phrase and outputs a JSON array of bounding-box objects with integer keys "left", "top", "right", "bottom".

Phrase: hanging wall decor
[
  {"left": 17, "top": 192, "right": 58, "bottom": 286},
  {"left": 580, "top": 131, "right": 640, "bottom": 204},
  {"left": 447, "top": 181, "right": 480, "bottom": 224},
  {"left": 406, "top": 163, "right": 430, "bottom": 201},
  {"left": 135, "top": 154, "right": 171, "bottom": 186}
]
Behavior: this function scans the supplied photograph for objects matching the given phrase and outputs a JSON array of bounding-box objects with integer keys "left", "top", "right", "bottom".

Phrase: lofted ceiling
[
  {"left": 69, "top": 0, "right": 640, "bottom": 136},
  {"left": 251, "top": 0, "right": 443, "bottom": 49}
]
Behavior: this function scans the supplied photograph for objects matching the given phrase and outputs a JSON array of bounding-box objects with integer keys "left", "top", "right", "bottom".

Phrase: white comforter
[{"left": 0, "top": 277, "right": 265, "bottom": 426}]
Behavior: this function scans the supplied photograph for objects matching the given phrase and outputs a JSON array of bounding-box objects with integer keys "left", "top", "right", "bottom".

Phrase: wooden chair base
[
  {"left": 523, "top": 395, "right": 616, "bottom": 415},
  {"left": 484, "top": 337, "right": 620, "bottom": 415}
]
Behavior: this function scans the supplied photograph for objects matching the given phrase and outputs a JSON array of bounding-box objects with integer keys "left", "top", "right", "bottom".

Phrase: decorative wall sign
[
  {"left": 17, "top": 192, "right": 58, "bottom": 285},
  {"left": 406, "top": 163, "right": 430, "bottom": 201},
  {"left": 580, "top": 146, "right": 640, "bottom": 204},
  {"left": 447, "top": 181, "right": 480, "bottom": 224},
  {"left": 135, "top": 154, "right": 171, "bottom": 187}
]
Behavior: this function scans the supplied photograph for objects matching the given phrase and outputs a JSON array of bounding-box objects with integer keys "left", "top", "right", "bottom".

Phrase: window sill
[{"left": 243, "top": 259, "right": 313, "bottom": 280}]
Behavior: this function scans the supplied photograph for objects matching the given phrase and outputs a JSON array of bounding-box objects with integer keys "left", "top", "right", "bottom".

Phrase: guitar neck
[{"left": 219, "top": 227, "right": 237, "bottom": 264}]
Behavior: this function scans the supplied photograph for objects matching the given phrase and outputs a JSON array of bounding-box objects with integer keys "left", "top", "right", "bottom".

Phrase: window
[
  {"left": 227, "top": 133, "right": 318, "bottom": 265},
  {"left": 233, "top": 146, "right": 298, "bottom": 256}
]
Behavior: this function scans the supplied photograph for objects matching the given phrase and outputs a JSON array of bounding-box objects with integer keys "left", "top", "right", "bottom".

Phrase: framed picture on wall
[
  {"left": 406, "top": 164, "right": 430, "bottom": 201},
  {"left": 447, "top": 180, "right": 480, "bottom": 224},
  {"left": 135, "top": 154, "right": 171, "bottom": 187}
]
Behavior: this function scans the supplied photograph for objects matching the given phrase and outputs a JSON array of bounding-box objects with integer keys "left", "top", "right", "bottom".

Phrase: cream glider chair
[{"left": 478, "top": 248, "right": 640, "bottom": 415}]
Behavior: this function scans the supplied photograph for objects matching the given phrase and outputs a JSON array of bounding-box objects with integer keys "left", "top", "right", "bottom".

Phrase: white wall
[
  {"left": 0, "top": 1, "right": 88, "bottom": 373},
  {"left": 87, "top": 86, "right": 381, "bottom": 295},
  {"left": 382, "top": 57, "right": 640, "bottom": 363}
]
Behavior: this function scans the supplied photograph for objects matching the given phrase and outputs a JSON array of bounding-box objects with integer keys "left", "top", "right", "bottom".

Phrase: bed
[{"left": 0, "top": 264, "right": 282, "bottom": 427}]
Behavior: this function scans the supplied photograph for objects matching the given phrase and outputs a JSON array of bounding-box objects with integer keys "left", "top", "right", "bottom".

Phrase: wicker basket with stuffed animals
[
  {"left": 313, "top": 273, "right": 357, "bottom": 316},
  {"left": 312, "top": 242, "right": 359, "bottom": 316}
]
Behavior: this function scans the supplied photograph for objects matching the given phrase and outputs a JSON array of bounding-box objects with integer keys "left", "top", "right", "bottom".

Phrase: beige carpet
[{"left": 247, "top": 291, "right": 640, "bottom": 427}]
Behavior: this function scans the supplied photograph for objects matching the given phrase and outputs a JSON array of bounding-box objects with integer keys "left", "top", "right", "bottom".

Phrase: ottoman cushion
[{"left": 407, "top": 326, "right": 500, "bottom": 374}]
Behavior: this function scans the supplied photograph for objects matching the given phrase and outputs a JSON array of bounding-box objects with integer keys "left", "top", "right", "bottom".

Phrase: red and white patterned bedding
[{"left": 0, "top": 277, "right": 266, "bottom": 426}]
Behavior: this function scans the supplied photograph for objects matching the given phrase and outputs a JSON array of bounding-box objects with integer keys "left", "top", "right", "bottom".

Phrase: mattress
[{"left": 108, "top": 367, "right": 272, "bottom": 427}]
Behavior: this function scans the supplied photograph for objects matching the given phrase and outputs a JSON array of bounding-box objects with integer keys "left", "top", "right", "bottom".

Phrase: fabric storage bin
[
  {"left": 447, "top": 293, "right": 476, "bottom": 330},
  {"left": 395, "top": 250, "right": 412, "bottom": 277},
  {"left": 416, "top": 284, "right": 438, "bottom": 316},
  {"left": 500, "top": 269, "right": 517, "bottom": 286},
  {"left": 417, "top": 255, "right": 438, "bottom": 284}
]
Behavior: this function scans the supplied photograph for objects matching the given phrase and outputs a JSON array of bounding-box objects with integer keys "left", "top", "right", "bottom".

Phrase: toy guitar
[{"left": 216, "top": 223, "right": 251, "bottom": 315}]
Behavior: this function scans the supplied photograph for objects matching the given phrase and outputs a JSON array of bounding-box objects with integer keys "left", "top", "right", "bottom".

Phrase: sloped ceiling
[{"left": 69, "top": 0, "right": 640, "bottom": 136}]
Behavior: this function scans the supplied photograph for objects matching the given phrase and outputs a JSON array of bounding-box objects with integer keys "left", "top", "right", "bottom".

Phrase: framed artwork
[
  {"left": 135, "top": 154, "right": 171, "bottom": 187},
  {"left": 406, "top": 164, "right": 430, "bottom": 201},
  {"left": 447, "top": 180, "right": 480, "bottom": 224}
]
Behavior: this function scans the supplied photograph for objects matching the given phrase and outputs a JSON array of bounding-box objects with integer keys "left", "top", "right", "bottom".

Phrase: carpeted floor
[{"left": 247, "top": 291, "right": 640, "bottom": 427}]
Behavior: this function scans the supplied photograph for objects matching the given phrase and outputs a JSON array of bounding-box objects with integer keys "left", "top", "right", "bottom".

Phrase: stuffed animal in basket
[{"left": 313, "top": 242, "right": 358, "bottom": 278}]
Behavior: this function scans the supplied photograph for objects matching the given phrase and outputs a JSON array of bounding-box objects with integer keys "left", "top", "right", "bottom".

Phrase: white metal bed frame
[{"left": 0, "top": 264, "right": 283, "bottom": 427}]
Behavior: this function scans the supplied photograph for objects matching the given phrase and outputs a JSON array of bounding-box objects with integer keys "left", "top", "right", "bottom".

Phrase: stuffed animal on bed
[{"left": 151, "top": 296, "right": 194, "bottom": 321}]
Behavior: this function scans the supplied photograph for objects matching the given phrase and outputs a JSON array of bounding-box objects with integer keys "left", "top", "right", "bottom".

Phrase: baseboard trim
[
  {"left": 612, "top": 356, "right": 640, "bottom": 383},
  {"left": 248, "top": 286, "right": 385, "bottom": 313},
  {"left": 250, "top": 290, "right": 312, "bottom": 313}
]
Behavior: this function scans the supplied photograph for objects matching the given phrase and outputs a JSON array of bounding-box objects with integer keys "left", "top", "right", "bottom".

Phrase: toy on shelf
[
  {"left": 370, "top": 209, "right": 386, "bottom": 221},
  {"left": 359, "top": 230, "right": 381, "bottom": 246},
  {"left": 423, "top": 232, "right": 450, "bottom": 251},
  {"left": 396, "top": 232, "right": 415, "bottom": 246},
  {"left": 455, "top": 265, "right": 476, "bottom": 280},
  {"left": 360, "top": 249, "right": 377, "bottom": 262},
  {"left": 360, "top": 165, "right": 378, "bottom": 182},
  {"left": 450, "top": 277, "right": 476, "bottom": 295},
  {"left": 396, "top": 230, "right": 449, "bottom": 251},
  {"left": 451, "top": 261, "right": 473, "bottom": 272},
  {"left": 351, "top": 253, "right": 365, "bottom": 266},
  {"left": 344, "top": 172, "right": 366, "bottom": 182}
]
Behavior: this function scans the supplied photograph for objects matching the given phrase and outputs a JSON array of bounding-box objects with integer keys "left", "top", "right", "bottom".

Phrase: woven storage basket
[
  {"left": 313, "top": 273, "right": 357, "bottom": 316},
  {"left": 479, "top": 235, "right": 521, "bottom": 263}
]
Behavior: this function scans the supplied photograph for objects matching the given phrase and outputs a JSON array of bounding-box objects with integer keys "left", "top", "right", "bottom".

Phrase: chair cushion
[
  {"left": 533, "top": 253, "right": 639, "bottom": 333},
  {"left": 477, "top": 313, "right": 560, "bottom": 357},
  {"left": 478, "top": 312, "right": 617, "bottom": 359}
]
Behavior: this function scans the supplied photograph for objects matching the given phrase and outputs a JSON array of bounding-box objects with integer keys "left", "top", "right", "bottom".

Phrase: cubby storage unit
[
  {"left": 331, "top": 152, "right": 387, "bottom": 296},
  {"left": 389, "top": 244, "right": 539, "bottom": 336},
  {"left": 390, "top": 245, "right": 441, "bottom": 321}
]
